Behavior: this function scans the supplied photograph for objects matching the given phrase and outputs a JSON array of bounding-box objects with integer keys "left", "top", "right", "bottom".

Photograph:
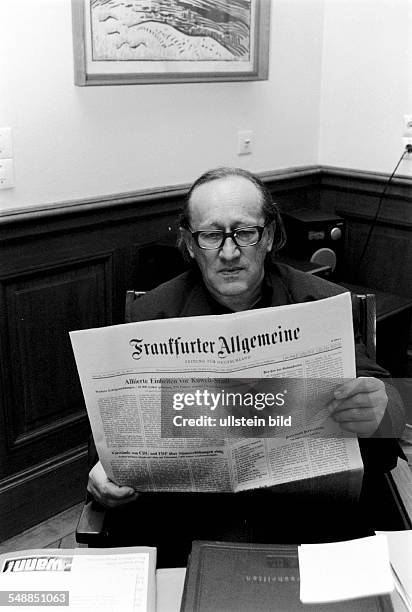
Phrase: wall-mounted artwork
[{"left": 72, "top": 0, "right": 271, "bottom": 85}]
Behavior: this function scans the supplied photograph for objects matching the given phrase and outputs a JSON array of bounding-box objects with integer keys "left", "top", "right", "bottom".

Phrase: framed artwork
[{"left": 72, "top": 0, "right": 271, "bottom": 85}]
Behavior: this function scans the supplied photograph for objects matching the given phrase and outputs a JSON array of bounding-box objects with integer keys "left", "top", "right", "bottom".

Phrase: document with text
[
  {"left": 70, "top": 292, "right": 363, "bottom": 496},
  {"left": 0, "top": 547, "right": 156, "bottom": 612}
]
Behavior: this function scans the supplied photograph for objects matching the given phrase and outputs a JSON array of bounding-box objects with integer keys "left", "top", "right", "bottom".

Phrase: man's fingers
[
  {"left": 88, "top": 481, "right": 139, "bottom": 508},
  {"left": 339, "top": 421, "right": 377, "bottom": 435},
  {"left": 88, "top": 461, "right": 139, "bottom": 508},
  {"left": 332, "top": 407, "right": 377, "bottom": 423},
  {"left": 95, "top": 492, "right": 139, "bottom": 509},
  {"left": 326, "top": 377, "right": 388, "bottom": 436},
  {"left": 333, "top": 376, "right": 384, "bottom": 399},
  {"left": 99, "top": 482, "right": 136, "bottom": 499},
  {"left": 328, "top": 390, "right": 383, "bottom": 414}
]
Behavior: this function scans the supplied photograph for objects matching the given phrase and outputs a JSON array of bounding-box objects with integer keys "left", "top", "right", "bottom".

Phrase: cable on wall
[{"left": 357, "top": 145, "right": 412, "bottom": 272}]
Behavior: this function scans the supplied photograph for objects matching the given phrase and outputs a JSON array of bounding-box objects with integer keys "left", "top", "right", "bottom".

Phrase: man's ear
[
  {"left": 265, "top": 221, "right": 275, "bottom": 253},
  {"left": 180, "top": 227, "right": 195, "bottom": 259}
]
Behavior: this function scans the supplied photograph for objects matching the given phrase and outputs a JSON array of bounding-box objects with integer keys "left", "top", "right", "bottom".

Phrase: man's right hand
[{"left": 87, "top": 461, "right": 140, "bottom": 508}]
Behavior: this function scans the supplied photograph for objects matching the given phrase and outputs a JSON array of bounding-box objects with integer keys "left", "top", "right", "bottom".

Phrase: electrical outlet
[
  {"left": 0, "top": 128, "right": 13, "bottom": 159},
  {"left": 403, "top": 115, "right": 412, "bottom": 137},
  {"left": 402, "top": 133, "right": 412, "bottom": 159},
  {"left": 238, "top": 130, "right": 253, "bottom": 156},
  {"left": 401, "top": 117, "right": 412, "bottom": 157},
  {"left": 0, "top": 158, "right": 14, "bottom": 189}
]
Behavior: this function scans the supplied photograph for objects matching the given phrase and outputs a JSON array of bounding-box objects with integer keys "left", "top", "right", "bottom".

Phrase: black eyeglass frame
[{"left": 186, "top": 223, "right": 269, "bottom": 250}]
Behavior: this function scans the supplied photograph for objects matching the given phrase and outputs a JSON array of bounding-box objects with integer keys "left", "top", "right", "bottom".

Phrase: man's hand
[
  {"left": 328, "top": 377, "right": 388, "bottom": 436},
  {"left": 87, "top": 461, "right": 140, "bottom": 508}
]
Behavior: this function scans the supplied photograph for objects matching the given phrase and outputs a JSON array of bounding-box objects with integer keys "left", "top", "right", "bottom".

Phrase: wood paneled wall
[
  {"left": 0, "top": 165, "right": 410, "bottom": 540},
  {"left": 319, "top": 167, "right": 412, "bottom": 295}
]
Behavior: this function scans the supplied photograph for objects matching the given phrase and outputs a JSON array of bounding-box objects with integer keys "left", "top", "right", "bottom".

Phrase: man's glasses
[{"left": 188, "top": 224, "right": 268, "bottom": 250}]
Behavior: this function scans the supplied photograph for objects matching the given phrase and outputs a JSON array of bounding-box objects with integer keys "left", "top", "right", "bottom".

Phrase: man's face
[{"left": 183, "top": 176, "right": 274, "bottom": 309}]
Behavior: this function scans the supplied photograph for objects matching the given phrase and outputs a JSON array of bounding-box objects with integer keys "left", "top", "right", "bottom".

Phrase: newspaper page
[
  {"left": 70, "top": 292, "right": 363, "bottom": 494},
  {"left": 0, "top": 547, "right": 156, "bottom": 612}
]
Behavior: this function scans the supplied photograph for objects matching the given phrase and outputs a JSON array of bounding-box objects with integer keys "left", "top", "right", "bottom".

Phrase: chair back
[
  {"left": 125, "top": 290, "right": 146, "bottom": 323},
  {"left": 351, "top": 293, "right": 376, "bottom": 361}
]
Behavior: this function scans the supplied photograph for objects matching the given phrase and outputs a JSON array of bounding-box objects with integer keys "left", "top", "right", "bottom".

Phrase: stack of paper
[
  {"left": 376, "top": 530, "right": 412, "bottom": 611},
  {"left": 298, "top": 535, "right": 394, "bottom": 604}
]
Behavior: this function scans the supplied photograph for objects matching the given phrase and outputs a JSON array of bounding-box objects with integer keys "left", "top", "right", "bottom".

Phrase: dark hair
[{"left": 177, "top": 167, "right": 286, "bottom": 261}]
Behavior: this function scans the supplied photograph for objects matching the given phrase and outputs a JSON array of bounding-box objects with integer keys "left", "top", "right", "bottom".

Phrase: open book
[{"left": 70, "top": 292, "right": 363, "bottom": 497}]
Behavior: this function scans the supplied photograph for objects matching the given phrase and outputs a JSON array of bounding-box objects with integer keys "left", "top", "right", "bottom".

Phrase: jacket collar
[{"left": 179, "top": 262, "right": 293, "bottom": 317}]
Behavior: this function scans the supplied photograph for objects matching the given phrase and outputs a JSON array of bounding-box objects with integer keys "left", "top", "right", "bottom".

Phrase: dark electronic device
[{"left": 281, "top": 209, "right": 345, "bottom": 279}]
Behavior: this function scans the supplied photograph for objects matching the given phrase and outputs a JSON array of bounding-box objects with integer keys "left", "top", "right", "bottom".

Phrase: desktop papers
[
  {"left": 298, "top": 535, "right": 394, "bottom": 604},
  {"left": 376, "top": 530, "right": 412, "bottom": 611},
  {"left": 70, "top": 292, "right": 363, "bottom": 494},
  {"left": 0, "top": 548, "right": 156, "bottom": 612}
]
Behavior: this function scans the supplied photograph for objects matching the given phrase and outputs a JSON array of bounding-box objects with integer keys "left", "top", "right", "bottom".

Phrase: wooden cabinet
[{"left": 0, "top": 197, "right": 183, "bottom": 540}]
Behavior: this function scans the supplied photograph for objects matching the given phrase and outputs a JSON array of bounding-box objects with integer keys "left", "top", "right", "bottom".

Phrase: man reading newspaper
[{"left": 87, "top": 167, "right": 405, "bottom": 566}]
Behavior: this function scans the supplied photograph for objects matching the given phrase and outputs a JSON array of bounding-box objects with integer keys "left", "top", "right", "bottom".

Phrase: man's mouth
[{"left": 219, "top": 267, "right": 244, "bottom": 275}]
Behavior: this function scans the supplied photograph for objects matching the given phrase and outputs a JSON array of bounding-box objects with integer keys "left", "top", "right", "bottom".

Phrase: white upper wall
[
  {"left": 0, "top": 0, "right": 324, "bottom": 210},
  {"left": 1, "top": 0, "right": 410, "bottom": 212},
  {"left": 319, "top": 0, "right": 412, "bottom": 174}
]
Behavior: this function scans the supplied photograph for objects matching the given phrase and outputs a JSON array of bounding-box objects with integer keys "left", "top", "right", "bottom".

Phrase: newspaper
[
  {"left": 0, "top": 547, "right": 156, "bottom": 612},
  {"left": 70, "top": 292, "right": 363, "bottom": 495}
]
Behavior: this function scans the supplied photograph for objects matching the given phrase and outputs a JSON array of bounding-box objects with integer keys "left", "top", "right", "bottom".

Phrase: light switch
[
  {"left": 0, "top": 128, "right": 13, "bottom": 159},
  {"left": 238, "top": 130, "right": 253, "bottom": 156},
  {"left": 0, "top": 159, "right": 15, "bottom": 189}
]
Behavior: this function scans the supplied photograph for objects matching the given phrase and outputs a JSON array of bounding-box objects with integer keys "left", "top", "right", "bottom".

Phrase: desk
[
  {"left": 154, "top": 462, "right": 412, "bottom": 611},
  {"left": 339, "top": 282, "right": 412, "bottom": 377},
  {"left": 156, "top": 564, "right": 406, "bottom": 612}
]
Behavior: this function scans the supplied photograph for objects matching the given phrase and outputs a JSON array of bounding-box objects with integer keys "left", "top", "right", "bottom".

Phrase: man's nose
[{"left": 219, "top": 236, "right": 240, "bottom": 259}]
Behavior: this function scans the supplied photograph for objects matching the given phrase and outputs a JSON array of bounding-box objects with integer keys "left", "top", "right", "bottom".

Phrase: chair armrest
[
  {"left": 385, "top": 458, "right": 412, "bottom": 529},
  {"left": 75, "top": 499, "right": 108, "bottom": 545}
]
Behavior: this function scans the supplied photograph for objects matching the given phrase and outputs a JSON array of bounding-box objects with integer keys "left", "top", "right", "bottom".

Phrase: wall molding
[
  {"left": 320, "top": 166, "right": 412, "bottom": 230},
  {"left": 0, "top": 165, "right": 410, "bottom": 237},
  {"left": 0, "top": 165, "right": 321, "bottom": 224},
  {"left": 321, "top": 165, "right": 412, "bottom": 204}
]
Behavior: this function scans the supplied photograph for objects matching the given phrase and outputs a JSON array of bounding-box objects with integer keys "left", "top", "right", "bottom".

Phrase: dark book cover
[{"left": 180, "top": 541, "right": 394, "bottom": 612}]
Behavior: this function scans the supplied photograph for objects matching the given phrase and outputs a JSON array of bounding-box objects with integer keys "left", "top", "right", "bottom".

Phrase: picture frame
[{"left": 71, "top": 0, "right": 271, "bottom": 86}]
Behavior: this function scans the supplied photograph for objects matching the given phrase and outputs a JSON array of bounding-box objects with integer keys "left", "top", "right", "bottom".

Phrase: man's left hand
[{"left": 328, "top": 377, "right": 388, "bottom": 436}]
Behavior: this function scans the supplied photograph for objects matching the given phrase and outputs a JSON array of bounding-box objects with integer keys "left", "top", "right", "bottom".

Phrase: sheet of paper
[
  {"left": 156, "top": 568, "right": 186, "bottom": 612},
  {"left": 298, "top": 535, "right": 394, "bottom": 604},
  {"left": 0, "top": 552, "right": 151, "bottom": 612},
  {"left": 376, "top": 530, "right": 412, "bottom": 609}
]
